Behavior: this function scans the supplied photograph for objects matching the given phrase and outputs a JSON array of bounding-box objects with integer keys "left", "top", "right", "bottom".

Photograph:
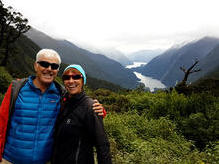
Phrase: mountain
[
  {"left": 127, "top": 49, "right": 163, "bottom": 63},
  {"left": 102, "top": 50, "right": 132, "bottom": 66},
  {"left": 25, "top": 28, "right": 138, "bottom": 88},
  {"left": 135, "top": 37, "right": 219, "bottom": 87},
  {"left": 87, "top": 48, "right": 133, "bottom": 66},
  {"left": 161, "top": 37, "right": 219, "bottom": 86},
  {"left": 1, "top": 34, "right": 125, "bottom": 91}
]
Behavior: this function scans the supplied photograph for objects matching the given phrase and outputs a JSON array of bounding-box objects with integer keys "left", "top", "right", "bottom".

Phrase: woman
[{"left": 52, "top": 64, "right": 112, "bottom": 164}]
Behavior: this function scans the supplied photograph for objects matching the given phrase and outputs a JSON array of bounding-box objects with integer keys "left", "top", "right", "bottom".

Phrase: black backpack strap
[
  {"left": 9, "top": 78, "right": 28, "bottom": 117},
  {"left": 53, "top": 80, "right": 66, "bottom": 97}
]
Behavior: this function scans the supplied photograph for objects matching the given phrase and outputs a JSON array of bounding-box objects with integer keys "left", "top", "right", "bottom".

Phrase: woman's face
[{"left": 63, "top": 69, "right": 83, "bottom": 95}]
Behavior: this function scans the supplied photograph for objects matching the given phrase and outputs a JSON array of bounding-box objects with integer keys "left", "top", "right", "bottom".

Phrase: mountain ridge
[
  {"left": 1, "top": 34, "right": 124, "bottom": 91},
  {"left": 25, "top": 28, "right": 138, "bottom": 88}
]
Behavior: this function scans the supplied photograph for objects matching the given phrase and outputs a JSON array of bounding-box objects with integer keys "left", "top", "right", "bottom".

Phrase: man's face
[
  {"left": 34, "top": 56, "right": 59, "bottom": 85},
  {"left": 63, "top": 69, "right": 83, "bottom": 95}
]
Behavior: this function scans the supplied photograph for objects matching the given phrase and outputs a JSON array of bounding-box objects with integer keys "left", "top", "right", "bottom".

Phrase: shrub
[
  {"left": 88, "top": 87, "right": 218, "bottom": 162},
  {"left": 0, "top": 66, "right": 13, "bottom": 94},
  {"left": 0, "top": 93, "right": 4, "bottom": 104},
  {"left": 104, "top": 112, "right": 209, "bottom": 163}
]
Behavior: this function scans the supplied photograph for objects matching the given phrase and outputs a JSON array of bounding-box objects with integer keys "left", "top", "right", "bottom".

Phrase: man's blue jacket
[{"left": 2, "top": 76, "right": 63, "bottom": 164}]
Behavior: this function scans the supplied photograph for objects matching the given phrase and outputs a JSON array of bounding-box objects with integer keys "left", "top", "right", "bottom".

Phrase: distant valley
[
  {"left": 127, "top": 49, "right": 163, "bottom": 63},
  {"left": 23, "top": 28, "right": 219, "bottom": 89}
]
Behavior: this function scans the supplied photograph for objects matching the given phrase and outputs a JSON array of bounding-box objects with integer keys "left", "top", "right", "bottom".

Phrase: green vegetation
[
  {"left": 1, "top": 64, "right": 218, "bottom": 163},
  {"left": 86, "top": 88, "right": 219, "bottom": 163},
  {"left": 0, "top": 66, "right": 13, "bottom": 93},
  {"left": 0, "top": 0, "right": 30, "bottom": 66},
  {"left": 0, "top": 67, "right": 12, "bottom": 103}
]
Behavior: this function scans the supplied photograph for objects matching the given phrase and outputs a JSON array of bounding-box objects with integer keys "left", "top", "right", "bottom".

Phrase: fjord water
[{"left": 126, "top": 62, "right": 166, "bottom": 92}]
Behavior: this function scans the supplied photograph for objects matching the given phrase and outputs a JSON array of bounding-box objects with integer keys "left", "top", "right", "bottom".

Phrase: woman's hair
[{"left": 36, "top": 49, "right": 61, "bottom": 64}]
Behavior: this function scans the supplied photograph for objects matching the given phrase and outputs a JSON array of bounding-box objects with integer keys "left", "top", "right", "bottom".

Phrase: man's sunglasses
[
  {"left": 37, "top": 61, "right": 60, "bottom": 70},
  {"left": 62, "top": 74, "right": 83, "bottom": 81}
]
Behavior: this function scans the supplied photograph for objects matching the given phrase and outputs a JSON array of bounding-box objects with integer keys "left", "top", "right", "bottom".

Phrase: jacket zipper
[
  {"left": 75, "top": 139, "right": 81, "bottom": 164},
  {"left": 33, "top": 93, "right": 42, "bottom": 161}
]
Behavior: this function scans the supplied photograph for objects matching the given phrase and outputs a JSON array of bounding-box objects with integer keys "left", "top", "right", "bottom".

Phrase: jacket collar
[
  {"left": 64, "top": 91, "right": 85, "bottom": 103},
  {"left": 27, "top": 76, "right": 60, "bottom": 94}
]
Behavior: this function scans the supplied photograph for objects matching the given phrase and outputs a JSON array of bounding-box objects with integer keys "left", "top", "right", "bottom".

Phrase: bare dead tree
[
  {"left": 175, "top": 59, "right": 201, "bottom": 95},
  {"left": 179, "top": 59, "right": 201, "bottom": 86}
]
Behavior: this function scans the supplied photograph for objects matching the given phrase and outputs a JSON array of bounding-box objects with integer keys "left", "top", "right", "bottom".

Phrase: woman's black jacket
[{"left": 52, "top": 92, "right": 112, "bottom": 164}]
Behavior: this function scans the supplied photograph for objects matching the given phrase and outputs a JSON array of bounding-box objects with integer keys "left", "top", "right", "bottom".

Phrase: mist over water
[{"left": 126, "top": 62, "right": 166, "bottom": 92}]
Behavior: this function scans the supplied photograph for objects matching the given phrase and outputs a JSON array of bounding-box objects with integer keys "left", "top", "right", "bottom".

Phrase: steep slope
[
  {"left": 25, "top": 28, "right": 138, "bottom": 88},
  {"left": 189, "top": 44, "right": 219, "bottom": 82}
]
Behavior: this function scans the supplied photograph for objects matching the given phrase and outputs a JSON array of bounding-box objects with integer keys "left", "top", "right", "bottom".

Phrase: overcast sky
[{"left": 3, "top": 0, "right": 219, "bottom": 53}]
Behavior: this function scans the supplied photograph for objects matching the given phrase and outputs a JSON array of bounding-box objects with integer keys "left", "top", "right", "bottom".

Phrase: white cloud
[{"left": 3, "top": 0, "right": 219, "bottom": 53}]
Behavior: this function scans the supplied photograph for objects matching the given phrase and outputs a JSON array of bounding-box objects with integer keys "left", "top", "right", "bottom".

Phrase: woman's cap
[{"left": 63, "top": 64, "right": 86, "bottom": 85}]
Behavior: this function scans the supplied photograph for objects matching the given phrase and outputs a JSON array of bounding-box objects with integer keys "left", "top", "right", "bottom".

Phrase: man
[{"left": 0, "top": 49, "right": 105, "bottom": 164}]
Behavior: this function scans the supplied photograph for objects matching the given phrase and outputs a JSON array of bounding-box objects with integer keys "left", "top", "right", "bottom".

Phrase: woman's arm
[{"left": 86, "top": 106, "right": 112, "bottom": 164}]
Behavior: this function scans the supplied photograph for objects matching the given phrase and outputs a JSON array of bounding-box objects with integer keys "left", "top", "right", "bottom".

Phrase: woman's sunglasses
[
  {"left": 37, "top": 61, "right": 60, "bottom": 70},
  {"left": 62, "top": 74, "right": 83, "bottom": 81}
]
